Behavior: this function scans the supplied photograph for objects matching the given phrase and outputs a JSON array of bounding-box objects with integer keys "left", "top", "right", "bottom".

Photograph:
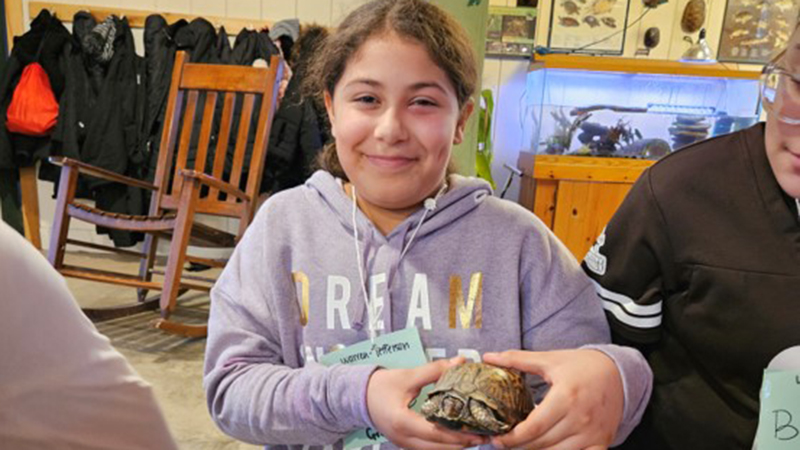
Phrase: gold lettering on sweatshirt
[
  {"left": 448, "top": 273, "right": 483, "bottom": 329},
  {"left": 293, "top": 271, "right": 310, "bottom": 326}
]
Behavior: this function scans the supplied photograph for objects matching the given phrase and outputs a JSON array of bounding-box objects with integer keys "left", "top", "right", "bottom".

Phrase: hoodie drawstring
[{"left": 350, "top": 183, "right": 448, "bottom": 342}]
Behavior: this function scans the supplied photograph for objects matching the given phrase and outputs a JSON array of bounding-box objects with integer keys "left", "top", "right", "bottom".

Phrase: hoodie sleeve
[
  {"left": 203, "top": 205, "right": 378, "bottom": 446},
  {"left": 520, "top": 224, "right": 652, "bottom": 447}
]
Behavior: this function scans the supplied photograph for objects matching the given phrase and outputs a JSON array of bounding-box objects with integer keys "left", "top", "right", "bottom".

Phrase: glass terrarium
[{"left": 525, "top": 56, "right": 762, "bottom": 159}]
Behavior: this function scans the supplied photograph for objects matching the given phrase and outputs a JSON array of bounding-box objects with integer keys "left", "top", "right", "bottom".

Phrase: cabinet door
[{"left": 552, "top": 181, "right": 633, "bottom": 259}]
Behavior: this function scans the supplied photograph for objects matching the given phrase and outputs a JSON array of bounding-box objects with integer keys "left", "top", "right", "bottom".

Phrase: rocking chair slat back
[{"left": 153, "top": 51, "right": 284, "bottom": 228}]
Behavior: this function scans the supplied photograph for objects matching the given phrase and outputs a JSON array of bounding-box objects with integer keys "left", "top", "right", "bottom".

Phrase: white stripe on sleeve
[
  {"left": 591, "top": 279, "right": 662, "bottom": 316},
  {"left": 602, "top": 301, "right": 662, "bottom": 329}
]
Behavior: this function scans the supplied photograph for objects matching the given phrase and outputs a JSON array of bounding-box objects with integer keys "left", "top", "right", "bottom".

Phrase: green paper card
[
  {"left": 319, "top": 328, "right": 430, "bottom": 449},
  {"left": 756, "top": 370, "right": 800, "bottom": 449}
]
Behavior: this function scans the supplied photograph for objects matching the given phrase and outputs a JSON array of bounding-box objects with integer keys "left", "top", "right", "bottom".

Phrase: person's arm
[
  {"left": 0, "top": 222, "right": 178, "bottom": 450},
  {"left": 582, "top": 170, "right": 673, "bottom": 346},
  {"left": 203, "top": 207, "right": 376, "bottom": 445},
  {"left": 485, "top": 216, "right": 652, "bottom": 449}
]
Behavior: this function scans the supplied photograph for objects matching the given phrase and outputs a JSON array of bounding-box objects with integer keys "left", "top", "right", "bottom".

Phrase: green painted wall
[{"left": 429, "top": 0, "right": 488, "bottom": 176}]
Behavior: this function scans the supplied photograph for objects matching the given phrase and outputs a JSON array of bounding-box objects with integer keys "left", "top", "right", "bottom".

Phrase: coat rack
[
  {"left": 28, "top": 2, "right": 275, "bottom": 32},
  {"left": 12, "top": 2, "right": 280, "bottom": 250}
]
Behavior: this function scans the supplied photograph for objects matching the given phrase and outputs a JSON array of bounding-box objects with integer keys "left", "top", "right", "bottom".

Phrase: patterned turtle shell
[{"left": 420, "top": 362, "right": 534, "bottom": 435}]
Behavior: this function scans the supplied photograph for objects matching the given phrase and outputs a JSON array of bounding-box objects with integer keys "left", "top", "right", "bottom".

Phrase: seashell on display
[
  {"left": 681, "top": 0, "right": 706, "bottom": 34},
  {"left": 559, "top": 16, "right": 580, "bottom": 27}
]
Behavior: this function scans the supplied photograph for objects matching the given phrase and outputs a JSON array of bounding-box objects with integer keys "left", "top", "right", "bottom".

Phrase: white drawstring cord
[
  {"left": 399, "top": 182, "right": 447, "bottom": 261},
  {"left": 351, "top": 185, "right": 380, "bottom": 341},
  {"left": 351, "top": 182, "right": 448, "bottom": 342}
]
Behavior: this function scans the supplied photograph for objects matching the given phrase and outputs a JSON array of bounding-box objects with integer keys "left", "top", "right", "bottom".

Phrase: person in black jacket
[{"left": 580, "top": 26, "right": 800, "bottom": 449}]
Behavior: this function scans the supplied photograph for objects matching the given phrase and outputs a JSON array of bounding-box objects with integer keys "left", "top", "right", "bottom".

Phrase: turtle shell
[
  {"left": 422, "top": 362, "right": 534, "bottom": 435},
  {"left": 681, "top": 0, "right": 706, "bottom": 34}
]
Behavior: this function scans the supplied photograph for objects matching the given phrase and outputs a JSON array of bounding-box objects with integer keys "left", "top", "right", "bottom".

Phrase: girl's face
[{"left": 324, "top": 32, "right": 471, "bottom": 211}]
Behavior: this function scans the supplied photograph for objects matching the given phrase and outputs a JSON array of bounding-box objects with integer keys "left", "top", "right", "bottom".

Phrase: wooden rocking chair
[{"left": 48, "top": 51, "right": 284, "bottom": 337}]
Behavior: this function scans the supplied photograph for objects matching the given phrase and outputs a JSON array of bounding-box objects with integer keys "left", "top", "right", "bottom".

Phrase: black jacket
[
  {"left": 46, "top": 13, "right": 147, "bottom": 246},
  {"left": 585, "top": 124, "right": 800, "bottom": 449},
  {"left": 262, "top": 25, "right": 330, "bottom": 194}
]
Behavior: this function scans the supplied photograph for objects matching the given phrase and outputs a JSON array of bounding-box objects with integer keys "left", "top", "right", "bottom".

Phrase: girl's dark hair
[{"left": 307, "top": 0, "right": 477, "bottom": 180}]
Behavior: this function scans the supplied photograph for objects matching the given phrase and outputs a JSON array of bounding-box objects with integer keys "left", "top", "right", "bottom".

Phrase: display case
[
  {"left": 517, "top": 56, "right": 763, "bottom": 258},
  {"left": 526, "top": 55, "right": 762, "bottom": 159}
]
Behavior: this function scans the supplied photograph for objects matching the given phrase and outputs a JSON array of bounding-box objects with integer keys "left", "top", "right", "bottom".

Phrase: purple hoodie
[{"left": 204, "top": 170, "right": 652, "bottom": 449}]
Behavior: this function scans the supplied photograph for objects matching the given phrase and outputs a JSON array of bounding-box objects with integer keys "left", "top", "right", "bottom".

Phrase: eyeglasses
[{"left": 760, "top": 63, "right": 800, "bottom": 125}]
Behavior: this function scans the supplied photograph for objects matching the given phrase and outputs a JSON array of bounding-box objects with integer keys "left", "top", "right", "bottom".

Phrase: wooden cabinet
[{"left": 517, "top": 153, "right": 654, "bottom": 259}]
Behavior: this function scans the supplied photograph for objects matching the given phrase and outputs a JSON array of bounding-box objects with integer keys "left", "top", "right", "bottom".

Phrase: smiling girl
[{"left": 203, "top": 1, "right": 651, "bottom": 449}]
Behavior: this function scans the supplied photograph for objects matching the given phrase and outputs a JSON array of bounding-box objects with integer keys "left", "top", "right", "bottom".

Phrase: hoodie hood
[
  {"left": 306, "top": 170, "right": 493, "bottom": 334},
  {"left": 306, "top": 170, "right": 492, "bottom": 242}
]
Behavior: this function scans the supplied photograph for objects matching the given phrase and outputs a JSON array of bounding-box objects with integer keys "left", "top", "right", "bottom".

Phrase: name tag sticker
[
  {"left": 756, "top": 370, "right": 800, "bottom": 450},
  {"left": 320, "top": 327, "right": 430, "bottom": 449}
]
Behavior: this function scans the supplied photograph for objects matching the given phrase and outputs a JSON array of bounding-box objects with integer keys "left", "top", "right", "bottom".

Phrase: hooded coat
[{"left": 44, "top": 12, "right": 146, "bottom": 246}]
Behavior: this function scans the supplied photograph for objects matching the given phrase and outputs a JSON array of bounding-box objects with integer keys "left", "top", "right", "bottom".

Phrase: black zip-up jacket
[{"left": 45, "top": 12, "right": 147, "bottom": 246}]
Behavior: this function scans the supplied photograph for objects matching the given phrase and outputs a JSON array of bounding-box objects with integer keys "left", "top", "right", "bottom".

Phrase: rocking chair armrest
[
  {"left": 180, "top": 170, "right": 251, "bottom": 202},
  {"left": 49, "top": 157, "right": 159, "bottom": 191}
]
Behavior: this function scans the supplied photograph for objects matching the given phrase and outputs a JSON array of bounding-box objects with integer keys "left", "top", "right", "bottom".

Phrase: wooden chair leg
[
  {"left": 137, "top": 233, "right": 159, "bottom": 302},
  {"left": 47, "top": 166, "right": 78, "bottom": 269},
  {"left": 20, "top": 165, "right": 42, "bottom": 250},
  {"left": 160, "top": 177, "right": 200, "bottom": 315}
]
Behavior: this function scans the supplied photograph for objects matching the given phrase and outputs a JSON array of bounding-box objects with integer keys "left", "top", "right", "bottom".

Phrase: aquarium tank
[{"left": 525, "top": 66, "right": 762, "bottom": 159}]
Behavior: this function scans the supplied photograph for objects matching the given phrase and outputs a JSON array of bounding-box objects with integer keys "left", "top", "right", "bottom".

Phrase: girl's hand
[
  {"left": 483, "top": 349, "right": 623, "bottom": 450},
  {"left": 366, "top": 357, "right": 488, "bottom": 450}
]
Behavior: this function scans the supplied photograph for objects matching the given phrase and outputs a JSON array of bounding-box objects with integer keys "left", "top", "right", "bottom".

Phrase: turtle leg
[
  {"left": 421, "top": 393, "right": 444, "bottom": 418},
  {"left": 468, "top": 399, "right": 510, "bottom": 435}
]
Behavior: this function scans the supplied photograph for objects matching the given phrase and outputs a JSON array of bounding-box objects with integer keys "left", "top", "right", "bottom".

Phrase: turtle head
[{"left": 441, "top": 395, "right": 465, "bottom": 419}]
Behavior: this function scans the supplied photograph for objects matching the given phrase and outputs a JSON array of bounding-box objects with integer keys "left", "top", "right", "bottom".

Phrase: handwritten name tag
[
  {"left": 319, "top": 328, "right": 429, "bottom": 449},
  {"left": 755, "top": 370, "right": 800, "bottom": 450}
]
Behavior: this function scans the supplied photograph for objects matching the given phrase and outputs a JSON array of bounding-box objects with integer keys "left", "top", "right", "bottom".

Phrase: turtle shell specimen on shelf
[
  {"left": 681, "top": 0, "right": 706, "bottom": 34},
  {"left": 420, "top": 362, "right": 534, "bottom": 435}
]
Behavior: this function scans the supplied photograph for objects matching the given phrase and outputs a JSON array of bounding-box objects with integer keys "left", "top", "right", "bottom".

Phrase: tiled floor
[{"left": 63, "top": 252, "right": 260, "bottom": 450}]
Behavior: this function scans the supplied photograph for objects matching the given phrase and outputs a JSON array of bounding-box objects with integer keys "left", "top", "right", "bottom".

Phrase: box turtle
[{"left": 420, "top": 362, "right": 534, "bottom": 435}]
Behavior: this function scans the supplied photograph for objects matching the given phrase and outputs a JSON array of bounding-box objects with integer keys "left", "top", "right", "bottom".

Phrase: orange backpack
[{"left": 6, "top": 62, "right": 59, "bottom": 136}]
